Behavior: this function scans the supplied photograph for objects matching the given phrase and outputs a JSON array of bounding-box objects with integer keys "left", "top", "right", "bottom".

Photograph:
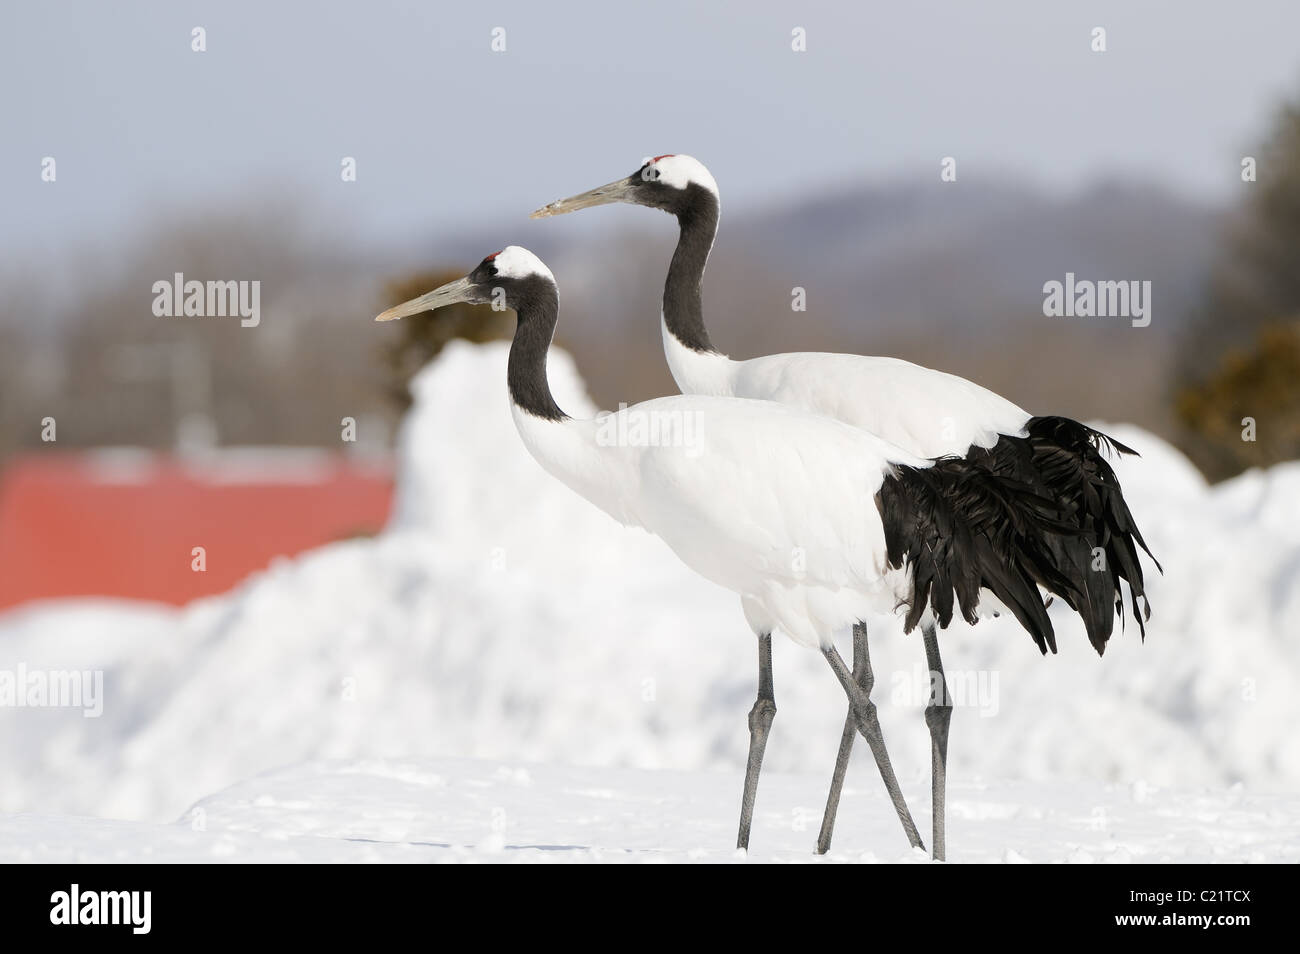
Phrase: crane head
[
  {"left": 375, "top": 247, "right": 555, "bottom": 322},
  {"left": 530, "top": 155, "right": 718, "bottom": 219}
]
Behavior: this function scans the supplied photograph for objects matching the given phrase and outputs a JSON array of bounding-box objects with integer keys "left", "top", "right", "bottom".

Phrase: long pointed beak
[
  {"left": 374, "top": 276, "right": 475, "bottom": 322},
  {"left": 530, "top": 176, "right": 636, "bottom": 219}
]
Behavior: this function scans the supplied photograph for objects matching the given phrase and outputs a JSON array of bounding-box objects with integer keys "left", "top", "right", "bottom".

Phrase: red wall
[{"left": 0, "top": 451, "right": 393, "bottom": 610}]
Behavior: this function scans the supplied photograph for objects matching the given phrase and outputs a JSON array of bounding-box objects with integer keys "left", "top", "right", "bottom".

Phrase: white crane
[
  {"left": 377, "top": 246, "right": 1090, "bottom": 858},
  {"left": 533, "top": 157, "right": 1161, "bottom": 859}
]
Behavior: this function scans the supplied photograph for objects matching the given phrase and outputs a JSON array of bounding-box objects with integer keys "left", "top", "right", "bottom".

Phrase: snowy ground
[
  {"left": 2, "top": 343, "right": 1298, "bottom": 862},
  {"left": 3, "top": 756, "right": 1296, "bottom": 863}
]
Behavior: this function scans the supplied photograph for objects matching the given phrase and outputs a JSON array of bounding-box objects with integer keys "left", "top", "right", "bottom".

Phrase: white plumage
[
  {"left": 666, "top": 342, "right": 1031, "bottom": 458},
  {"left": 492, "top": 245, "right": 556, "bottom": 282},
  {"left": 513, "top": 392, "right": 919, "bottom": 649},
  {"left": 642, "top": 154, "right": 719, "bottom": 195}
]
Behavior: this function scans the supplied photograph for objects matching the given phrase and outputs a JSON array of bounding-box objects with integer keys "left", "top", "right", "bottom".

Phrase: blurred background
[{"left": 1, "top": 0, "right": 1299, "bottom": 603}]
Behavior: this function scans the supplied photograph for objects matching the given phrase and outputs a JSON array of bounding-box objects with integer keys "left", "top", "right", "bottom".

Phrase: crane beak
[
  {"left": 530, "top": 176, "right": 636, "bottom": 219},
  {"left": 374, "top": 276, "right": 475, "bottom": 321}
]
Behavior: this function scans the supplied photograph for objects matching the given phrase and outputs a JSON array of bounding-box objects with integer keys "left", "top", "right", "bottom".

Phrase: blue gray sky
[{"left": 4, "top": 0, "right": 1300, "bottom": 259}]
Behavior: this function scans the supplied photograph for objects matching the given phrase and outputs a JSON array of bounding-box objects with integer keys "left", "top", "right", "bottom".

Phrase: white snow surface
[
  {"left": 2, "top": 757, "right": 1294, "bottom": 863},
  {"left": 1, "top": 342, "right": 1298, "bottom": 860}
]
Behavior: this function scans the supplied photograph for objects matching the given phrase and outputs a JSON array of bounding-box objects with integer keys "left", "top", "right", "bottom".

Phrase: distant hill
[{"left": 728, "top": 178, "right": 1217, "bottom": 336}]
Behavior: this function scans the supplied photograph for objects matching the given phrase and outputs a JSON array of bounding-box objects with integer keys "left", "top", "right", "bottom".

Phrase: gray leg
[
  {"left": 922, "top": 622, "right": 953, "bottom": 861},
  {"left": 822, "top": 635, "right": 925, "bottom": 851},
  {"left": 737, "top": 632, "right": 776, "bottom": 850},
  {"left": 816, "top": 622, "right": 870, "bottom": 854}
]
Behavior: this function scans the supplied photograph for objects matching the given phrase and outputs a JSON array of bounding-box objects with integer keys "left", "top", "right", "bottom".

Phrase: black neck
[
  {"left": 663, "top": 185, "right": 720, "bottom": 354},
  {"left": 507, "top": 277, "right": 567, "bottom": 421}
]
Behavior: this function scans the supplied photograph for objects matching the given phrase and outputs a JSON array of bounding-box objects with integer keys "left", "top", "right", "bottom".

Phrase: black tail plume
[
  {"left": 877, "top": 457, "right": 1085, "bottom": 655},
  {"left": 967, "top": 416, "right": 1161, "bottom": 655}
]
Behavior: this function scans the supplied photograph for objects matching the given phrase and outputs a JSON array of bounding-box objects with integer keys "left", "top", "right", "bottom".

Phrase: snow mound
[{"left": 1, "top": 342, "right": 1298, "bottom": 823}]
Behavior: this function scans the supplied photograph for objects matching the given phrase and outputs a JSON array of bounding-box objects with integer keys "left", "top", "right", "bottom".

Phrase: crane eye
[{"left": 640, "top": 165, "right": 660, "bottom": 182}]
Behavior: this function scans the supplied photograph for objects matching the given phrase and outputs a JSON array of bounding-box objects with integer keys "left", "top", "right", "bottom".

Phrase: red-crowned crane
[
  {"left": 377, "top": 246, "right": 1096, "bottom": 859},
  {"left": 533, "top": 158, "right": 1161, "bottom": 859}
]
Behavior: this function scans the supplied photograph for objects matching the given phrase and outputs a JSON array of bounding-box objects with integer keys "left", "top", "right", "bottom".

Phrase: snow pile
[{"left": 1, "top": 341, "right": 1298, "bottom": 823}]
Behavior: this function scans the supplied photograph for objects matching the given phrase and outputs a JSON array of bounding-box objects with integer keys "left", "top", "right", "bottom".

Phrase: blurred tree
[
  {"left": 0, "top": 195, "right": 401, "bottom": 462},
  {"left": 1175, "top": 93, "right": 1300, "bottom": 478},
  {"left": 1176, "top": 322, "right": 1300, "bottom": 478},
  {"left": 378, "top": 269, "right": 513, "bottom": 410}
]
